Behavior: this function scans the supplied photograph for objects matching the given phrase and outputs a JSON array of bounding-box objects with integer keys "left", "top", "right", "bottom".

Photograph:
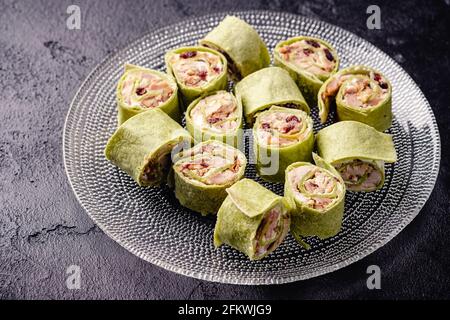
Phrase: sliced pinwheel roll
[
  {"left": 165, "top": 46, "right": 228, "bottom": 106},
  {"left": 105, "top": 108, "right": 192, "bottom": 187},
  {"left": 200, "top": 15, "right": 270, "bottom": 81},
  {"left": 253, "top": 106, "right": 314, "bottom": 183},
  {"left": 235, "top": 67, "right": 310, "bottom": 126},
  {"left": 186, "top": 90, "right": 243, "bottom": 148},
  {"left": 116, "top": 64, "right": 180, "bottom": 125},
  {"left": 214, "top": 179, "right": 290, "bottom": 260},
  {"left": 274, "top": 36, "right": 339, "bottom": 107},
  {"left": 285, "top": 153, "right": 346, "bottom": 240},
  {"left": 318, "top": 65, "right": 392, "bottom": 131},
  {"left": 316, "top": 121, "right": 397, "bottom": 192},
  {"left": 173, "top": 140, "right": 246, "bottom": 215}
]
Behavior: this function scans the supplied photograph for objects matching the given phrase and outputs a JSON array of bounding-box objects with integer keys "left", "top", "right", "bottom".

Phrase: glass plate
[{"left": 63, "top": 11, "right": 440, "bottom": 285}]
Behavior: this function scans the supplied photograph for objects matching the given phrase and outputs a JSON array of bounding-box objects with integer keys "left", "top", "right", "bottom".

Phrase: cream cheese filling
[
  {"left": 255, "top": 107, "right": 311, "bottom": 147},
  {"left": 190, "top": 91, "right": 239, "bottom": 133},
  {"left": 120, "top": 70, "right": 174, "bottom": 109},
  {"left": 278, "top": 39, "right": 336, "bottom": 79},
  {"left": 169, "top": 50, "right": 223, "bottom": 88}
]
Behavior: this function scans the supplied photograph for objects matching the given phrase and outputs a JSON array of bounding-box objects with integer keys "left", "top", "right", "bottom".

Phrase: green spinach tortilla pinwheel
[
  {"left": 165, "top": 46, "right": 228, "bottom": 107},
  {"left": 186, "top": 90, "right": 243, "bottom": 148},
  {"left": 274, "top": 36, "right": 339, "bottom": 107},
  {"left": 214, "top": 179, "right": 290, "bottom": 260},
  {"left": 116, "top": 64, "right": 181, "bottom": 125},
  {"left": 105, "top": 108, "right": 192, "bottom": 187},
  {"left": 200, "top": 15, "right": 270, "bottom": 81},
  {"left": 318, "top": 65, "right": 392, "bottom": 131},
  {"left": 316, "top": 121, "right": 397, "bottom": 192},
  {"left": 285, "top": 153, "right": 346, "bottom": 240},
  {"left": 253, "top": 106, "right": 314, "bottom": 183},
  {"left": 235, "top": 67, "right": 310, "bottom": 126},
  {"left": 173, "top": 140, "right": 246, "bottom": 215}
]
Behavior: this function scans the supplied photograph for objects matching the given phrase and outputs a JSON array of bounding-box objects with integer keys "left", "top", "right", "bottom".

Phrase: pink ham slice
[{"left": 255, "top": 208, "right": 282, "bottom": 257}]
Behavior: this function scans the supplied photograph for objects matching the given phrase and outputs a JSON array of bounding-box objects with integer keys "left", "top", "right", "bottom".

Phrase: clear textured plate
[{"left": 63, "top": 11, "right": 440, "bottom": 285}]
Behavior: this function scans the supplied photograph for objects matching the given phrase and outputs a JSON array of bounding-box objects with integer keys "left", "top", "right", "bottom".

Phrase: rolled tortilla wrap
[
  {"left": 173, "top": 140, "right": 246, "bottom": 215},
  {"left": 253, "top": 106, "right": 314, "bottom": 183},
  {"left": 214, "top": 179, "right": 290, "bottom": 260},
  {"left": 116, "top": 64, "right": 181, "bottom": 125},
  {"left": 186, "top": 90, "right": 243, "bottom": 148},
  {"left": 316, "top": 121, "right": 397, "bottom": 192},
  {"left": 200, "top": 15, "right": 270, "bottom": 81},
  {"left": 165, "top": 46, "right": 228, "bottom": 107},
  {"left": 318, "top": 65, "right": 392, "bottom": 131},
  {"left": 105, "top": 108, "right": 193, "bottom": 187},
  {"left": 235, "top": 67, "right": 310, "bottom": 126},
  {"left": 285, "top": 153, "right": 346, "bottom": 240},
  {"left": 274, "top": 36, "right": 339, "bottom": 107}
]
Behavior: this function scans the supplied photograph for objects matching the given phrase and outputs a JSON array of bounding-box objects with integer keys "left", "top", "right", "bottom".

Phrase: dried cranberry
[
  {"left": 281, "top": 124, "right": 295, "bottom": 134},
  {"left": 198, "top": 70, "right": 208, "bottom": 80},
  {"left": 286, "top": 115, "right": 300, "bottom": 123},
  {"left": 200, "top": 159, "right": 209, "bottom": 168},
  {"left": 180, "top": 51, "right": 197, "bottom": 59},
  {"left": 212, "top": 66, "right": 221, "bottom": 73},
  {"left": 182, "top": 163, "right": 193, "bottom": 170},
  {"left": 306, "top": 39, "right": 320, "bottom": 48},
  {"left": 379, "top": 82, "right": 388, "bottom": 89},
  {"left": 324, "top": 48, "right": 334, "bottom": 62},
  {"left": 373, "top": 73, "right": 382, "bottom": 82},
  {"left": 136, "top": 87, "right": 147, "bottom": 96},
  {"left": 303, "top": 48, "right": 313, "bottom": 56},
  {"left": 261, "top": 123, "right": 271, "bottom": 130},
  {"left": 207, "top": 117, "right": 220, "bottom": 124}
]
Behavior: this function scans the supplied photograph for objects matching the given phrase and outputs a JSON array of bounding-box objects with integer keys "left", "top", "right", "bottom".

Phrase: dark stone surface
[{"left": 0, "top": 0, "right": 449, "bottom": 299}]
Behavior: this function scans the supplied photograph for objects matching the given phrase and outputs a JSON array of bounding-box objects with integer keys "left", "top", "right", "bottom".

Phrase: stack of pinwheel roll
[{"left": 105, "top": 16, "right": 398, "bottom": 261}]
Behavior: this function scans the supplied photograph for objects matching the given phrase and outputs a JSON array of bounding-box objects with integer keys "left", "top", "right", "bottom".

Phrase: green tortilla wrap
[
  {"left": 274, "top": 36, "right": 339, "bottom": 107},
  {"left": 165, "top": 46, "right": 228, "bottom": 107},
  {"left": 200, "top": 15, "right": 270, "bottom": 80},
  {"left": 316, "top": 121, "right": 397, "bottom": 192},
  {"left": 173, "top": 140, "right": 246, "bottom": 215},
  {"left": 285, "top": 153, "right": 346, "bottom": 240},
  {"left": 214, "top": 179, "right": 290, "bottom": 260},
  {"left": 253, "top": 106, "right": 314, "bottom": 183},
  {"left": 105, "top": 108, "right": 193, "bottom": 187},
  {"left": 185, "top": 90, "right": 243, "bottom": 149},
  {"left": 235, "top": 67, "right": 310, "bottom": 126},
  {"left": 317, "top": 65, "right": 392, "bottom": 131},
  {"left": 116, "top": 64, "right": 181, "bottom": 125}
]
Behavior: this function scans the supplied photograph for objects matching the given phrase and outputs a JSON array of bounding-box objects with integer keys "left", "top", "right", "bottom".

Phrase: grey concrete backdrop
[{"left": 0, "top": 0, "right": 449, "bottom": 299}]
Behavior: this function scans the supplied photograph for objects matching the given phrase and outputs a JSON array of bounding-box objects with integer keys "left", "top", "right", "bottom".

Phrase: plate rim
[{"left": 63, "top": 10, "right": 441, "bottom": 285}]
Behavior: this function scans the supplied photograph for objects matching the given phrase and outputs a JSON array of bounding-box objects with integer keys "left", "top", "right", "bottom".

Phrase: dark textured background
[{"left": 0, "top": 0, "right": 449, "bottom": 299}]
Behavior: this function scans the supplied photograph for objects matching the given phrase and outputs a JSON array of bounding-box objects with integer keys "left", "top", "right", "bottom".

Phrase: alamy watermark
[
  {"left": 366, "top": 5, "right": 381, "bottom": 29},
  {"left": 366, "top": 265, "right": 381, "bottom": 289},
  {"left": 66, "top": 265, "right": 81, "bottom": 290},
  {"left": 66, "top": 5, "right": 81, "bottom": 30}
]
